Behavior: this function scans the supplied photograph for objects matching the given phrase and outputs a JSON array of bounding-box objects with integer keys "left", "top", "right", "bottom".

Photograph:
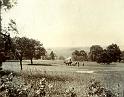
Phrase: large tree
[
  {"left": 96, "top": 44, "right": 121, "bottom": 64},
  {"left": 107, "top": 44, "right": 121, "bottom": 62},
  {"left": 13, "top": 37, "right": 46, "bottom": 64},
  {"left": 96, "top": 49, "right": 112, "bottom": 64},
  {"left": 89, "top": 45, "right": 103, "bottom": 61}
]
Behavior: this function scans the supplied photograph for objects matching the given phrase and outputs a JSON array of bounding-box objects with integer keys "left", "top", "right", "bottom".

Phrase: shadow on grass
[
  {"left": 99, "top": 63, "right": 117, "bottom": 66},
  {"left": 5, "top": 60, "right": 20, "bottom": 62},
  {"left": 27, "top": 63, "right": 53, "bottom": 66}
]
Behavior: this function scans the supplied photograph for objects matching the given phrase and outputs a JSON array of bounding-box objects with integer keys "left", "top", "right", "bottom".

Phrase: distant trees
[
  {"left": 96, "top": 49, "right": 112, "bottom": 64},
  {"left": 13, "top": 37, "right": 46, "bottom": 64},
  {"left": 95, "top": 44, "right": 121, "bottom": 64},
  {"left": 72, "top": 50, "right": 80, "bottom": 61},
  {"left": 71, "top": 44, "right": 122, "bottom": 64},
  {"left": 107, "top": 44, "right": 121, "bottom": 62},
  {"left": 121, "top": 51, "right": 124, "bottom": 62},
  {"left": 58, "top": 56, "right": 65, "bottom": 60},
  {"left": 49, "top": 51, "right": 56, "bottom": 60},
  {"left": 35, "top": 47, "right": 46, "bottom": 60},
  {"left": 72, "top": 50, "right": 88, "bottom": 61},
  {"left": 88, "top": 45, "right": 103, "bottom": 61}
]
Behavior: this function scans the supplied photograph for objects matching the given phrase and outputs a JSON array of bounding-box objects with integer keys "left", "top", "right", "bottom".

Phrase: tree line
[
  {"left": 12, "top": 37, "right": 46, "bottom": 64},
  {"left": 10, "top": 37, "right": 58, "bottom": 63},
  {"left": 72, "top": 44, "right": 124, "bottom": 64}
]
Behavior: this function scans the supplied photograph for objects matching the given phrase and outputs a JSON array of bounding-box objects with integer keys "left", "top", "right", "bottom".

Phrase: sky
[{"left": 4, "top": 0, "right": 124, "bottom": 48}]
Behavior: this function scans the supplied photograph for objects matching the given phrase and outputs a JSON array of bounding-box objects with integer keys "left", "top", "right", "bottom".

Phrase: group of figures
[{"left": 64, "top": 57, "right": 84, "bottom": 67}]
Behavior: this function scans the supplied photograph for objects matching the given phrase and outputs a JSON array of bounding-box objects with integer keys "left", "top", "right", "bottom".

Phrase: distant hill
[
  {"left": 46, "top": 45, "right": 124, "bottom": 58},
  {"left": 46, "top": 47, "right": 90, "bottom": 58}
]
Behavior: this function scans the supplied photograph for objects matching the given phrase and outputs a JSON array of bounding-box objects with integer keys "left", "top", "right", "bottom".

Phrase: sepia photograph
[{"left": 0, "top": 0, "right": 124, "bottom": 97}]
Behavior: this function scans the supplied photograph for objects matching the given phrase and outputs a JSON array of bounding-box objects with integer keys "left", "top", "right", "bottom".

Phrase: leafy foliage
[
  {"left": 0, "top": 72, "right": 118, "bottom": 97},
  {"left": 87, "top": 79, "right": 117, "bottom": 97},
  {"left": 89, "top": 45, "right": 103, "bottom": 61},
  {"left": 0, "top": 0, "right": 17, "bottom": 10},
  {"left": 107, "top": 44, "right": 121, "bottom": 62},
  {"left": 49, "top": 51, "right": 56, "bottom": 60},
  {"left": 120, "top": 51, "right": 124, "bottom": 62},
  {"left": 72, "top": 50, "right": 88, "bottom": 61},
  {"left": 96, "top": 44, "right": 121, "bottom": 64},
  {"left": 35, "top": 47, "right": 46, "bottom": 59},
  {"left": 96, "top": 49, "right": 112, "bottom": 64},
  {"left": 13, "top": 37, "right": 46, "bottom": 64},
  {"left": 0, "top": 72, "right": 47, "bottom": 97},
  {"left": 2, "top": 19, "right": 18, "bottom": 34}
]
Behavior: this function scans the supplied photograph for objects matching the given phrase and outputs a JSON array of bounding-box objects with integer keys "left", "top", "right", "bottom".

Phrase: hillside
[
  {"left": 46, "top": 47, "right": 90, "bottom": 58},
  {"left": 46, "top": 45, "right": 124, "bottom": 58}
]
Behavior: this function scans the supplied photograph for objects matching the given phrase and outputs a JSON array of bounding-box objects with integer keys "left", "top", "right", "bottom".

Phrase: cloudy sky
[{"left": 5, "top": 0, "right": 124, "bottom": 48}]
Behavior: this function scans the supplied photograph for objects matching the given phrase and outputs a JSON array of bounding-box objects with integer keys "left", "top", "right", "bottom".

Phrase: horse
[
  {"left": 64, "top": 61, "right": 72, "bottom": 66},
  {"left": 64, "top": 57, "right": 72, "bottom": 66}
]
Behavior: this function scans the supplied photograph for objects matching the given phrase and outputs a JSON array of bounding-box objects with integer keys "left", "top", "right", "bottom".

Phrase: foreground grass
[
  {"left": 1, "top": 60, "right": 124, "bottom": 97},
  {"left": 0, "top": 69, "right": 123, "bottom": 97}
]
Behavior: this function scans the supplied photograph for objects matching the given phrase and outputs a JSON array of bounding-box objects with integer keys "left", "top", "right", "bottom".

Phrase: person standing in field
[
  {"left": 83, "top": 62, "right": 84, "bottom": 66},
  {"left": 77, "top": 61, "right": 79, "bottom": 67}
]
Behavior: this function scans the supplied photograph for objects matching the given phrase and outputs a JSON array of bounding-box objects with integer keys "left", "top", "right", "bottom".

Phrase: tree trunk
[
  {"left": 0, "top": 61, "right": 2, "bottom": 70},
  {"left": 0, "top": 1, "right": 2, "bottom": 34},
  {"left": 19, "top": 55, "right": 23, "bottom": 70},
  {"left": 0, "top": 0, "right": 2, "bottom": 71},
  {"left": 31, "top": 58, "right": 33, "bottom": 64},
  {"left": 20, "top": 60, "right": 22, "bottom": 70}
]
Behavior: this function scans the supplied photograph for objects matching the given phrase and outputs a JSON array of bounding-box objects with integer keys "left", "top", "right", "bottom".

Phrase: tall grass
[
  {"left": 1, "top": 69, "right": 123, "bottom": 97},
  {"left": 13, "top": 68, "right": 122, "bottom": 97}
]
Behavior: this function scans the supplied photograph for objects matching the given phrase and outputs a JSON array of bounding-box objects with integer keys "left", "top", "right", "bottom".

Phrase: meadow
[{"left": 1, "top": 60, "right": 124, "bottom": 97}]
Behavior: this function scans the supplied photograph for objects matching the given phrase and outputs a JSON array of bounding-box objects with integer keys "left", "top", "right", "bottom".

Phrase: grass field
[{"left": 2, "top": 60, "right": 124, "bottom": 97}]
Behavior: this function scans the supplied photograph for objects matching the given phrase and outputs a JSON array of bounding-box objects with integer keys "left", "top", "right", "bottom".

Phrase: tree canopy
[
  {"left": 0, "top": 0, "right": 17, "bottom": 10},
  {"left": 0, "top": 0, "right": 17, "bottom": 34},
  {"left": 72, "top": 50, "right": 88, "bottom": 61},
  {"left": 96, "top": 44, "right": 121, "bottom": 64},
  {"left": 13, "top": 37, "right": 46, "bottom": 64},
  {"left": 107, "top": 44, "right": 121, "bottom": 62},
  {"left": 121, "top": 51, "right": 124, "bottom": 62},
  {"left": 89, "top": 45, "right": 103, "bottom": 61}
]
